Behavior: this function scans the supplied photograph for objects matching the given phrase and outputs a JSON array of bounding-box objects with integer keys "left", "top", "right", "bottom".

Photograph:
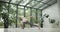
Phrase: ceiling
[{"left": 0, "top": 0, "right": 57, "bottom": 10}]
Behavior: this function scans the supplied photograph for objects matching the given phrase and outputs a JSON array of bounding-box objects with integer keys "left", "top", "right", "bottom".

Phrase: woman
[{"left": 19, "top": 16, "right": 40, "bottom": 29}]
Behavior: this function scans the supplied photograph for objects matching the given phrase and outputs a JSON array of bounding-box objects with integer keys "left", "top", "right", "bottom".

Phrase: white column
[{"left": 58, "top": 0, "right": 60, "bottom": 28}]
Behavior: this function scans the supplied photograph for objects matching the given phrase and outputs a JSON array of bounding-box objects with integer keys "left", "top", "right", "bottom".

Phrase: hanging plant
[{"left": 49, "top": 19, "right": 55, "bottom": 23}]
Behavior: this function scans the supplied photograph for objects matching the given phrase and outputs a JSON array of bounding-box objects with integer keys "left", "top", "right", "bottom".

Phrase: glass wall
[
  {"left": 0, "top": 1, "right": 42, "bottom": 28},
  {"left": 8, "top": 4, "right": 16, "bottom": 28},
  {"left": 17, "top": 6, "right": 24, "bottom": 28}
]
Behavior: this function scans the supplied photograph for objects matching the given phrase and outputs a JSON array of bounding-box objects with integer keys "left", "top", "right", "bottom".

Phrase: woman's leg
[
  {"left": 27, "top": 22, "right": 36, "bottom": 26},
  {"left": 25, "top": 21, "right": 40, "bottom": 29},
  {"left": 22, "top": 22, "right": 25, "bottom": 29}
]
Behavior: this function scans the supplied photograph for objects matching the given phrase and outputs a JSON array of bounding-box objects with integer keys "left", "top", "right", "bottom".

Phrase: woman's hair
[
  {"left": 18, "top": 16, "right": 23, "bottom": 20},
  {"left": 20, "top": 17, "right": 22, "bottom": 20},
  {"left": 18, "top": 16, "right": 24, "bottom": 20}
]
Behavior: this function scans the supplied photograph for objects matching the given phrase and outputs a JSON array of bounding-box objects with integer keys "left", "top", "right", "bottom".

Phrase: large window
[{"left": 8, "top": 4, "right": 16, "bottom": 28}]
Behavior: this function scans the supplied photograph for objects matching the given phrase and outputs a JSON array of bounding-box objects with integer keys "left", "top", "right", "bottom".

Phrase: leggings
[{"left": 22, "top": 21, "right": 38, "bottom": 29}]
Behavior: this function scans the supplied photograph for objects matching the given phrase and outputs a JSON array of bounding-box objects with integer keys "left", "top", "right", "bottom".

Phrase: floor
[{"left": 1, "top": 28, "right": 59, "bottom": 32}]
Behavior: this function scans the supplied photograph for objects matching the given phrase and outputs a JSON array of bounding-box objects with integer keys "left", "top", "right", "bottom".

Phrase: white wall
[{"left": 42, "top": 3, "right": 60, "bottom": 28}]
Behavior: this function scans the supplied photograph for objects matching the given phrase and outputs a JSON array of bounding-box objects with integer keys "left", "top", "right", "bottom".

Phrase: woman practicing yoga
[{"left": 19, "top": 16, "right": 40, "bottom": 29}]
